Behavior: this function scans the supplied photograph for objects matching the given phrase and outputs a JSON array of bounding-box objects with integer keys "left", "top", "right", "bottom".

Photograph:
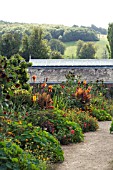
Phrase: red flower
[
  {"left": 70, "top": 129, "right": 75, "bottom": 134},
  {"left": 26, "top": 112, "right": 28, "bottom": 116},
  {"left": 63, "top": 113, "right": 67, "bottom": 117},
  {"left": 47, "top": 106, "right": 54, "bottom": 109},
  {"left": 60, "top": 84, "right": 65, "bottom": 89}
]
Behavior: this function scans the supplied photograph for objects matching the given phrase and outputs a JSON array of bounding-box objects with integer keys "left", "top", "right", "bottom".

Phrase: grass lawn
[{"left": 64, "top": 35, "right": 109, "bottom": 59}]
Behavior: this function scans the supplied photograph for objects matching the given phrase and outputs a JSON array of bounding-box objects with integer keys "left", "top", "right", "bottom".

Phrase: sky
[{"left": 0, "top": 0, "right": 113, "bottom": 28}]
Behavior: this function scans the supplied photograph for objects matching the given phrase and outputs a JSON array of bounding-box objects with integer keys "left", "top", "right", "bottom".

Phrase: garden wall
[{"left": 28, "top": 67, "right": 113, "bottom": 85}]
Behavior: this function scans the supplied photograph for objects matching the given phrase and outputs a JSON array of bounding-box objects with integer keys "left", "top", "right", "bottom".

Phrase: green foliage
[
  {"left": 5, "top": 121, "right": 64, "bottom": 163},
  {"left": 20, "top": 34, "right": 29, "bottom": 61},
  {"left": 110, "top": 121, "right": 113, "bottom": 133},
  {"left": 0, "top": 140, "right": 47, "bottom": 170},
  {"left": 28, "top": 110, "right": 84, "bottom": 145},
  {"left": 107, "top": 23, "right": 113, "bottom": 58},
  {"left": 90, "top": 24, "right": 107, "bottom": 35},
  {"left": 60, "top": 27, "right": 99, "bottom": 42},
  {"left": 76, "top": 40, "right": 84, "bottom": 57},
  {"left": 9, "top": 54, "right": 32, "bottom": 89},
  {"left": 28, "top": 27, "right": 51, "bottom": 59},
  {"left": 0, "top": 55, "right": 32, "bottom": 114},
  {"left": 77, "top": 112, "right": 99, "bottom": 132},
  {"left": 49, "top": 39, "right": 66, "bottom": 55},
  {"left": 64, "top": 36, "right": 109, "bottom": 59},
  {"left": 91, "top": 108, "right": 112, "bottom": 121},
  {"left": 50, "top": 51, "right": 64, "bottom": 59},
  {"left": 76, "top": 41, "right": 96, "bottom": 59},
  {"left": 56, "top": 109, "right": 99, "bottom": 133},
  {"left": 0, "top": 32, "right": 21, "bottom": 58},
  {"left": 11, "top": 89, "right": 32, "bottom": 110}
]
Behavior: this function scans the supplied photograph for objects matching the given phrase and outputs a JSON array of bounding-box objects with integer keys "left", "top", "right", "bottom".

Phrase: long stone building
[{"left": 28, "top": 59, "right": 113, "bottom": 85}]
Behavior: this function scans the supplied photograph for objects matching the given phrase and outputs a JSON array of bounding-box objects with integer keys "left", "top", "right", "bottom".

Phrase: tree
[
  {"left": 76, "top": 40, "right": 84, "bottom": 57},
  {"left": 28, "top": 27, "right": 51, "bottom": 59},
  {"left": 49, "top": 39, "right": 66, "bottom": 54},
  {"left": 19, "top": 34, "right": 29, "bottom": 61},
  {"left": 76, "top": 42, "right": 96, "bottom": 59},
  {"left": 50, "top": 51, "right": 63, "bottom": 59},
  {"left": 0, "top": 32, "right": 21, "bottom": 58},
  {"left": 107, "top": 23, "right": 113, "bottom": 59}
]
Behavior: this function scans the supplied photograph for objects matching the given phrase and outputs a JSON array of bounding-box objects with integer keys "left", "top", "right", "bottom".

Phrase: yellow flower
[
  {"left": 18, "top": 121, "right": 22, "bottom": 125},
  {"left": 26, "top": 139, "right": 28, "bottom": 142},
  {"left": 33, "top": 95, "right": 36, "bottom": 102},
  {"left": 43, "top": 158, "right": 46, "bottom": 161},
  {"left": 83, "top": 80, "right": 87, "bottom": 85}
]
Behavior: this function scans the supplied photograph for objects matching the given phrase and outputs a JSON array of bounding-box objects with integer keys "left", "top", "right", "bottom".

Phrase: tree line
[
  {"left": 0, "top": 20, "right": 113, "bottom": 60},
  {"left": 0, "top": 20, "right": 99, "bottom": 42}
]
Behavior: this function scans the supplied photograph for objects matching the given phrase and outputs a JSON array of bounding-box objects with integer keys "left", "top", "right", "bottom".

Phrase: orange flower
[
  {"left": 32, "top": 75, "right": 37, "bottom": 82},
  {"left": 41, "top": 82, "right": 47, "bottom": 88},
  {"left": 85, "top": 89, "right": 90, "bottom": 94},
  {"left": 7, "top": 131, "right": 14, "bottom": 136},
  {"left": 48, "top": 85, "right": 53, "bottom": 89},
  {"left": 75, "top": 88, "right": 83, "bottom": 96},
  {"left": 48, "top": 85, "right": 53, "bottom": 92}
]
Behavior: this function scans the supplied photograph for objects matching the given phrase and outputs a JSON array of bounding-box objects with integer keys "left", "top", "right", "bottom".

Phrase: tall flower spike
[{"left": 32, "top": 75, "right": 37, "bottom": 82}]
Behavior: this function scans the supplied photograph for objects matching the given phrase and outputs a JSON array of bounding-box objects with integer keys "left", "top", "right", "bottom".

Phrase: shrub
[
  {"left": 0, "top": 140, "right": 47, "bottom": 170},
  {"left": 110, "top": 121, "right": 113, "bottom": 133},
  {"left": 91, "top": 108, "right": 112, "bottom": 121},
  {"left": 29, "top": 111, "right": 84, "bottom": 145},
  {"left": 6, "top": 121, "right": 64, "bottom": 163},
  {"left": 11, "top": 89, "right": 32, "bottom": 109},
  {"left": 59, "top": 108, "right": 99, "bottom": 133},
  {"left": 77, "top": 112, "right": 99, "bottom": 132}
]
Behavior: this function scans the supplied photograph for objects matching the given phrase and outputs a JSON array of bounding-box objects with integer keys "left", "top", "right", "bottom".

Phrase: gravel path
[{"left": 55, "top": 121, "right": 113, "bottom": 170}]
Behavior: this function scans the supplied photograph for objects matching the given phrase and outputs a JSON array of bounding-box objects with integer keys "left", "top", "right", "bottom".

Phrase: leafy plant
[
  {"left": 110, "top": 121, "right": 113, "bottom": 133},
  {"left": 30, "top": 110, "right": 84, "bottom": 145},
  {"left": 0, "top": 140, "right": 47, "bottom": 170},
  {"left": 91, "top": 108, "right": 112, "bottom": 121}
]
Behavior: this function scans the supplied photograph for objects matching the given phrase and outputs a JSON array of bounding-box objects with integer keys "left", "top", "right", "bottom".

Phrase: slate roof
[{"left": 29, "top": 59, "right": 113, "bottom": 67}]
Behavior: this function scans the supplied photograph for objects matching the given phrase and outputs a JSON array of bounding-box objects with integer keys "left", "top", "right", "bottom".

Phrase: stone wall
[{"left": 28, "top": 67, "right": 113, "bottom": 84}]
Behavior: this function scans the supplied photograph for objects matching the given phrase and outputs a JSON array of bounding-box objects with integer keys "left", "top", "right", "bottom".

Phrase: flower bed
[{"left": 1, "top": 56, "right": 113, "bottom": 169}]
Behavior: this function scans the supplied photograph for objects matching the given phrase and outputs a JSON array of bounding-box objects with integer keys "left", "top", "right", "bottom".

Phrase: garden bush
[
  {"left": 4, "top": 120, "right": 64, "bottom": 163},
  {"left": 77, "top": 112, "right": 99, "bottom": 132},
  {"left": 0, "top": 140, "right": 47, "bottom": 170},
  {"left": 110, "top": 121, "right": 113, "bottom": 134},
  {"left": 27, "top": 110, "right": 84, "bottom": 145},
  {"left": 91, "top": 108, "right": 112, "bottom": 121},
  {"left": 57, "top": 109, "right": 99, "bottom": 133}
]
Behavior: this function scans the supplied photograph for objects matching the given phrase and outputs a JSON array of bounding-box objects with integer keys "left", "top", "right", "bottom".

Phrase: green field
[{"left": 64, "top": 35, "right": 109, "bottom": 59}]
